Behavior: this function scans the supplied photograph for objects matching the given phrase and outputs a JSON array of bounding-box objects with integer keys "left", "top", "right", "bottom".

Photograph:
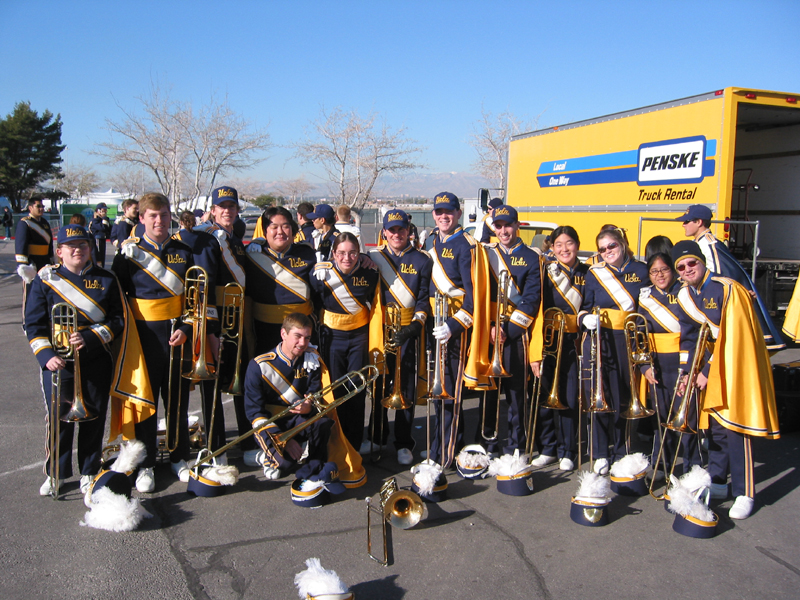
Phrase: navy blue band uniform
[
  {"left": 25, "top": 262, "right": 125, "bottom": 480},
  {"left": 110, "top": 217, "right": 137, "bottom": 250},
  {"left": 310, "top": 259, "right": 379, "bottom": 450},
  {"left": 482, "top": 239, "right": 541, "bottom": 455},
  {"left": 638, "top": 279, "right": 701, "bottom": 474},
  {"left": 88, "top": 214, "right": 112, "bottom": 267},
  {"left": 246, "top": 242, "right": 317, "bottom": 355},
  {"left": 367, "top": 242, "right": 432, "bottom": 452},
  {"left": 243, "top": 346, "right": 332, "bottom": 473},
  {"left": 315, "top": 227, "right": 339, "bottom": 262},
  {"left": 16, "top": 214, "right": 54, "bottom": 325},
  {"left": 533, "top": 258, "right": 588, "bottom": 463},
  {"left": 677, "top": 271, "right": 780, "bottom": 499},
  {"left": 578, "top": 256, "right": 649, "bottom": 462},
  {"left": 294, "top": 222, "right": 316, "bottom": 246}
]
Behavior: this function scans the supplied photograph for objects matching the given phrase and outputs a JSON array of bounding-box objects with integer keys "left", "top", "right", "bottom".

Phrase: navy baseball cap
[
  {"left": 491, "top": 205, "right": 518, "bottom": 225},
  {"left": 57, "top": 225, "right": 91, "bottom": 245},
  {"left": 193, "top": 209, "right": 204, "bottom": 218},
  {"left": 433, "top": 191, "right": 460, "bottom": 211},
  {"left": 488, "top": 197, "right": 504, "bottom": 209},
  {"left": 306, "top": 204, "right": 335, "bottom": 221},
  {"left": 671, "top": 240, "right": 706, "bottom": 266},
  {"left": 383, "top": 209, "right": 410, "bottom": 230},
  {"left": 95, "top": 203, "right": 107, "bottom": 210},
  {"left": 211, "top": 186, "right": 239, "bottom": 206},
  {"left": 675, "top": 204, "right": 713, "bottom": 222}
]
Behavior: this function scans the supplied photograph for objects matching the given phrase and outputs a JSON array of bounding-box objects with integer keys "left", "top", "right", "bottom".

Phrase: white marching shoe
[
  {"left": 531, "top": 454, "right": 557, "bottom": 467},
  {"left": 593, "top": 458, "right": 609, "bottom": 475},
  {"left": 79, "top": 475, "right": 94, "bottom": 494},
  {"left": 263, "top": 466, "right": 282, "bottom": 480},
  {"left": 559, "top": 458, "right": 575, "bottom": 471},
  {"left": 39, "top": 477, "right": 57, "bottom": 497},
  {"left": 136, "top": 467, "right": 155, "bottom": 493},
  {"left": 397, "top": 448, "right": 414, "bottom": 465},
  {"left": 171, "top": 460, "right": 191, "bottom": 483},
  {"left": 729, "top": 495, "right": 754, "bottom": 520}
]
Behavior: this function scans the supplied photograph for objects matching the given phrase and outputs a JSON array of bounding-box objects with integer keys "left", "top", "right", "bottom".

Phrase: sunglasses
[
  {"left": 676, "top": 259, "right": 700, "bottom": 272},
  {"left": 598, "top": 241, "right": 619, "bottom": 254}
]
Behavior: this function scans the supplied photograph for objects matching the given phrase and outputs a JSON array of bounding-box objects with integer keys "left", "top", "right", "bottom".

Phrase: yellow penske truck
[{"left": 506, "top": 86, "right": 800, "bottom": 324}]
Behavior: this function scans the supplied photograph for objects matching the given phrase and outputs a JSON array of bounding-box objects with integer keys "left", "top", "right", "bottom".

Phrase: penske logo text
[{"left": 638, "top": 136, "right": 706, "bottom": 186}]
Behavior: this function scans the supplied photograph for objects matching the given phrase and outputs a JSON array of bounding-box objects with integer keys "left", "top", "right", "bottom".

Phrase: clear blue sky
[{"left": 2, "top": 0, "right": 797, "bottom": 187}]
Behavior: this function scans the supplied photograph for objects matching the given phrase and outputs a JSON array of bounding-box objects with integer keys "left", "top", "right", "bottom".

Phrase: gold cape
[{"left": 782, "top": 277, "right": 800, "bottom": 342}]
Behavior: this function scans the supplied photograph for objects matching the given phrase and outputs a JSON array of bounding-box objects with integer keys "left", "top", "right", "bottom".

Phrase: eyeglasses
[
  {"left": 649, "top": 267, "right": 672, "bottom": 276},
  {"left": 334, "top": 251, "right": 359, "bottom": 259},
  {"left": 675, "top": 259, "right": 700, "bottom": 272},
  {"left": 62, "top": 242, "right": 90, "bottom": 252},
  {"left": 598, "top": 241, "right": 619, "bottom": 254}
]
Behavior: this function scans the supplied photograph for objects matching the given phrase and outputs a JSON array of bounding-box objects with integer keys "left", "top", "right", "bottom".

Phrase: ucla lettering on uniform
[
  {"left": 352, "top": 276, "right": 369, "bottom": 286},
  {"left": 625, "top": 273, "right": 641, "bottom": 283},
  {"left": 575, "top": 276, "right": 585, "bottom": 286},
  {"left": 294, "top": 368, "right": 308, "bottom": 379},
  {"left": 289, "top": 257, "right": 308, "bottom": 268},
  {"left": 84, "top": 280, "right": 105, "bottom": 290},
  {"left": 218, "top": 188, "right": 236, "bottom": 198},
  {"left": 511, "top": 257, "right": 527, "bottom": 267},
  {"left": 401, "top": 263, "right": 418, "bottom": 275},
  {"left": 704, "top": 297, "right": 718, "bottom": 310},
  {"left": 667, "top": 293, "right": 679, "bottom": 304},
  {"left": 387, "top": 212, "right": 403, "bottom": 221},
  {"left": 65, "top": 227, "right": 82, "bottom": 238},
  {"left": 167, "top": 254, "right": 186, "bottom": 264},
  {"left": 441, "top": 248, "right": 455, "bottom": 259},
  {"left": 496, "top": 208, "right": 511, "bottom": 218}
]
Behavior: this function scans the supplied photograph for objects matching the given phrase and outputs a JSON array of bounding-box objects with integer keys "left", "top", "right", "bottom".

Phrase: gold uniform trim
[{"left": 129, "top": 296, "right": 183, "bottom": 321}]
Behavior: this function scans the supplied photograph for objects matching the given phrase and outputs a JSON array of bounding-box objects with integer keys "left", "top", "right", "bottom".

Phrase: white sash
[
  {"left": 430, "top": 249, "right": 464, "bottom": 298},
  {"left": 248, "top": 250, "right": 310, "bottom": 301},
  {"left": 128, "top": 247, "right": 184, "bottom": 296},
  {"left": 41, "top": 267, "right": 106, "bottom": 323},
  {"left": 25, "top": 219, "right": 51, "bottom": 244},
  {"left": 370, "top": 249, "right": 416, "bottom": 309},
  {"left": 320, "top": 267, "right": 364, "bottom": 315},
  {"left": 212, "top": 228, "right": 246, "bottom": 285},
  {"left": 677, "top": 287, "right": 720, "bottom": 338},
  {"left": 548, "top": 264, "right": 582, "bottom": 314},
  {"left": 258, "top": 359, "right": 303, "bottom": 405},
  {"left": 639, "top": 291, "right": 681, "bottom": 333},
  {"left": 485, "top": 246, "right": 523, "bottom": 307},
  {"left": 592, "top": 265, "right": 635, "bottom": 312}
]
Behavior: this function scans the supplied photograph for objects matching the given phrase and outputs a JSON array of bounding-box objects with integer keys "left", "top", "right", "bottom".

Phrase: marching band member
[
  {"left": 294, "top": 201, "right": 316, "bottom": 246},
  {"left": 194, "top": 186, "right": 252, "bottom": 464},
  {"left": 88, "top": 202, "right": 111, "bottom": 267},
  {"left": 427, "top": 192, "right": 491, "bottom": 468},
  {"left": 673, "top": 240, "right": 780, "bottom": 520},
  {"left": 578, "top": 227, "right": 649, "bottom": 474},
  {"left": 25, "top": 225, "right": 124, "bottom": 495},
  {"left": 481, "top": 205, "right": 541, "bottom": 456},
  {"left": 110, "top": 198, "right": 139, "bottom": 251},
  {"left": 474, "top": 197, "right": 503, "bottom": 244},
  {"left": 365, "top": 209, "right": 432, "bottom": 465},
  {"left": 15, "top": 198, "right": 54, "bottom": 328},
  {"left": 530, "top": 226, "right": 587, "bottom": 471},
  {"left": 310, "top": 232, "right": 379, "bottom": 450},
  {"left": 638, "top": 251, "right": 701, "bottom": 476},
  {"left": 111, "top": 192, "right": 216, "bottom": 492},
  {"left": 246, "top": 207, "right": 317, "bottom": 356},
  {"left": 307, "top": 204, "right": 339, "bottom": 262},
  {"left": 677, "top": 204, "right": 785, "bottom": 350}
]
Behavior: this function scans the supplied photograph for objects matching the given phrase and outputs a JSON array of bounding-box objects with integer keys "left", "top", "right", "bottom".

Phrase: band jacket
[
  {"left": 530, "top": 258, "right": 587, "bottom": 361},
  {"left": 195, "top": 222, "right": 247, "bottom": 302},
  {"left": 88, "top": 215, "right": 111, "bottom": 240},
  {"left": 695, "top": 230, "right": 785, "bottom": 350},
  {"left": 315, "top": 227, "right": 339, "bottom": 262},
  {"left": 246, "top": 242, "right": 316, "bottom": 324},
  {"left": 110, "top": 217, "right": 136, "bottom": 247},
  {"left": 677, "top": 272, "right": 780, "bottom": 438},
  {"left": 174, "top": 227, "right": 220, "bottom": 319},
  {"left": 310, "top": 260, "right": 379, "bottom": 332},
  {"left": 429, "top": 226, "right": 492, "bottom": 389},
  {"left": 25, "top": 263, "right": 125, "bottom": 369},
  {"left": 485, "top": 239, "right": 541, "bottom": 340},
  {"left": 15, "top": 215, "right": 53, "bottom": 269},
  {"left": 294, "top": 222, "right": 316, "bottom": 246},
  {"left": 638, "top": 279, "right": 692, "bottom": 364},
  {"left": 579, "top": 257, "right": 649, "bottom": 329}
]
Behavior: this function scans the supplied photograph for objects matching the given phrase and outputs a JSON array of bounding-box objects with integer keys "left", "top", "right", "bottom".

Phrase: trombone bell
[{"left": 367, "top": 478, "right": 425, "bottom": 566}]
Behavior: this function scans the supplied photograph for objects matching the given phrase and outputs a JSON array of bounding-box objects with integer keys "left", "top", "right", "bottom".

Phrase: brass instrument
[
  {"left": 367, "top": 477, "right": 425, "bottom": 566},
  {"left": 481, "top": 272, "right": 512, "bottom": 443},
  {"left": 429, "top": 291, "right": 453, "bottom": 401},
  {"left": 182, "top": 265, "right": 217, "bottom": 381},
  {"left": 649, "top": 323, "right": 710, "bottom": 499},
  {"left": 584, "top": 307, "right": 613, "bottom": 415},
  {"left": 48, "top": 302, "right": 98, "bottom": 500},
  {"left": 381, "top": 304, "right": 412, "bottom": 411},
  {"left": 524, "top": 307, "right": 568, "bottom": 458},
  {"left": 367, "top": 350, "right": 386, "bottom": 462},
  {"left": 621, "top": 313, "right": 656, "bottom": 420},
  {"left": 192, "top": 365, "right": 379, "bottom": 470}
]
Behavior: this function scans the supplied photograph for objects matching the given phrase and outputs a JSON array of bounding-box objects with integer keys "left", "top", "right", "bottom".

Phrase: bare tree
[
  {"left": 94, "top": 83, "right": 272, "bottom": 209},
  {"left": 294, "top": 107, "right": 424, "bottom": 212},
  {"left": 469, "top": 106, "right": 542, "bottom": 190},
  {"left": 274, "top": 176, "right": 315, "bottom": 205},
  {"left": 49, "top": 163, "right": 102, "bottom": 199},
  {"left": 107, "top": 165, "right": 157, "bottom": 198}
]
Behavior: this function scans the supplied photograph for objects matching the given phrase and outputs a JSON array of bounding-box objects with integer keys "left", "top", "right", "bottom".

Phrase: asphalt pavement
[{"left": 0, "top": 238, "right": 798, "bottom": 600}]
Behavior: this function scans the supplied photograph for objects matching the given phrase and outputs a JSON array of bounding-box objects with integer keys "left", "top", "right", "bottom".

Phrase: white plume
[
  {"left": 678, "top": 465, "right": 712, "bottom": 495},
  {"left": 80, "top": 487, "right": 152, "bottom": 532},
  {"left": 575, "top": 471, "right": 611, "bottom": 500},
  {"left": 294, "top": 558, "right": 349, "bottom": 599},
  {"left": 487, "top": 450, "right": 530, "bottom": 478},
  {"left": 411, "top": 460, "right": 442, "bottom": 495},
  {"left": 111, "top": 440, "right": 147, "bottom": 474},
  {"left": 609, "top": 452, "right": 649, "bottom": 478},
  {"left": 668, "top": 485, "right": 715, "bottom": 521},
  {"left": 457, "top": 445, "right": 490, "bottom": 469},
  {"left": 201, "top": 465, "right": 239, "bottom": 486}
]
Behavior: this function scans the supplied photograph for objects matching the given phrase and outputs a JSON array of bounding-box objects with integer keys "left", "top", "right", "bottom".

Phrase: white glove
[
  {"left": 253, "top": 417, "right": 269, "bottom": 430},
  {"left": 39, "top": 265, "right": 56, "bottom": 283},
  {"left": 120, "top": 242, "right": 144, "bottom": 261},
  {"left": 315, "top": 251, "right": 324, "bottom": 263},
  {"left": 583, "top": 315, "right": 599, "bottom": 330},
  {"left": 432, "top": 324, "right": 452, "bottom": 343},
  {"left": 313, "top": 266, "right": 328, "bottom": 281},
  {"left": 247, "top": 238, "right": 265, "bottom": 254},
  {"left": 303, "top": 348, "right": 320, "bottom": 372},
  {"left": 17, "top": 264, "right": 37, "bottom": 284}
]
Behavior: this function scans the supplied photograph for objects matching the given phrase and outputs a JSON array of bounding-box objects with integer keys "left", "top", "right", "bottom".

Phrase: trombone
[
  {"left": 579, "top": 307, "right": 613, "bottom": 469},
  {"left": 482, "top": 271, "right": 511, "bottom": 443},
  {"left": 525, "top": 307, "right": 568, "bottom": 459},
  {"left": 49, "top": 302, "right": 97, "bottom": 500},
  {"left": 367, "top": 477, "right": 425, "bottom": 566},
  {"left": 423, "top": 291, "right": 453, "bottom": 467},
  {"left": 622, "top": 313, "right": 656, "bottom": 453},
  {"left": 649, "top": 323, "right": 710, "bottom": 500},
  {"left": 193, "top": 365, "right": 379, "bottom": 470}
]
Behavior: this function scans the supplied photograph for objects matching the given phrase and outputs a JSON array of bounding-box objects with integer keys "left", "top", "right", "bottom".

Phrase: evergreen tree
[{"left": 0, "top": 102, "right": 65, "bottom": 211}]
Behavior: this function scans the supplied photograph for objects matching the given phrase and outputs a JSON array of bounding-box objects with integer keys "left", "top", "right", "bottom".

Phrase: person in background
[
  {"left": 16, "top": 199, "right": 55, "bottom": 329},
  {"left": 2, "top": 206, "right": 13, "bottom": 239},
  {"left": 295, "top": 202, "right": 316, "bottom": 246},
  {"left": 335, "top": 205, "right": 363, "bottom": 251},
  {"left": 110, "top": 199, "right": 139, "bottom": 251},
  {"left": 88, "top": 203, "right": 111, "bottom": 267}
]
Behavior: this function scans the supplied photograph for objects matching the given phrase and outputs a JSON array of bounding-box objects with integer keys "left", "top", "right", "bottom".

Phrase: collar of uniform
[
  {"left": 606, "top": 256, "right": 630, "bottom": 274},
  {"left": 556, "top": 259, "right": 578, "bottom": 274},
  {"left": 275, "top": 344, "right": 299, "bottom": 368},
  {"left": 267, "top": 246, "right": 287, "bottom": 260},
  {"left": 386, "top": 243, "right": 413, "bottom": 258},
  {"left": 122, "top": 217, "right": 136, "bottom": 225},
  {"left": 141, "top": 232, "right": 168, "bottom": 251},
  {"left": 651, "top": 279, "right": 679, "bottom": 297},
  {"left": 498, "top": 238, "right": 523, "bottom": 254},
  {"left": 437, "top": 226, "right": 463, "bottom": 244},
  {"left": 690, "top": 270, "right": 712, "bottom": 295}
]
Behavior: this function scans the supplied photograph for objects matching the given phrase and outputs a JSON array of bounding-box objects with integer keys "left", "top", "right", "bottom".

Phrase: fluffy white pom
[
  {"left": 111, "top": 440, "right": 147, "bottom": 474},
  {"left": 457, "top": 445, "right": 490, "bottom": 469},
  {"left": 299, "top": 479, "right": 326, "bottom": 492},
  {"left": 667, "top": 484, "right": 715, "bottom": 521},
  {"left": 410, "top": 460, "right": 442, "bottom": 495},
  {"left": 201, "top": 465, "right": 239, "bottom": 486},
  {"left": 294, "top": 558, "right": 349, "bottom": 599},
  {"left": 609, "top": 452, "right": 649, "bottom": 478},
  {"left": 487, "top": 449, "right": 530, "bottom": 478},
  {"left": 678, "top": 465, "right": 712, "bottom": 495},
  {"left": 80, "top": 487, "right": 152, "bottom": 532},
  {"left": 576, "top": 471, "right": 611, "bottom": 501}
]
